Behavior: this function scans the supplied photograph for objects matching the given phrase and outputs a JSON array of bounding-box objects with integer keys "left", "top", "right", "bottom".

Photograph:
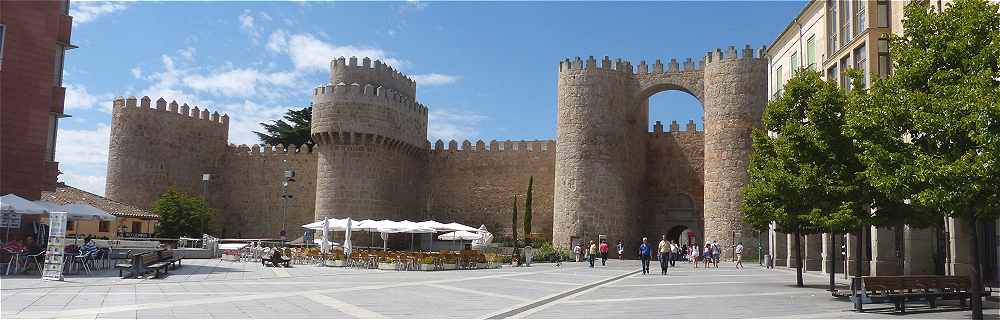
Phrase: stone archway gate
[{"left": 552, "top": 45, "right": 767, "bottom": 257}]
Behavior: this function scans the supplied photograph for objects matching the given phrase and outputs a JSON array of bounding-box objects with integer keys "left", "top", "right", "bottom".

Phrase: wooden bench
[
  {"left": 115, "top": 250, "right": 182, "bottom": 278},
  {"left": 856, "top": 275, "right": 972, "bottom": 313}
]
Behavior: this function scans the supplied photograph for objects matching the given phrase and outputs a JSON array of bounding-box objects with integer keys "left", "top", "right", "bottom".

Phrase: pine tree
[
  {"left": 253, "top": 107, "right": 313, "bottom": 147},
  {"left": 523, "top": 176, "right": 533, "bottom": 242}
]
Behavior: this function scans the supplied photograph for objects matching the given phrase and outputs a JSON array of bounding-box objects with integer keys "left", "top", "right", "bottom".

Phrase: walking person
[
  {"left": 639, "top": 237, "right": 651, "bottom": 274},
  {"left": 658, "top": 235, "right": 669, "bottom": 275},
  {"left": 523, "top": 242, "right": 534, "bottom": 267},
  {"left": 599, "top": 239, "right": 609, "bottom": 266},
  {"left": 617, "top": 240, "right": 625, "bottom": 260},
  {"left": 669, "top": 241, "right": 679, "bottom": 267},
  {"left": 588, "top": 240, "right": 597, "bottom": 268},
  {"left": 691, "top": 244, "right": 699, "bottom": 268},
  {"left": 711, "top": 240, "right": 721, "bottom": 268},
  {"left": 734, "top": 242, "right": 744, "bottom": 270},
  {"left": 574, "top": 243, "right": 582, "bottom": 262},
  {"left": 702, "top": 244, "right": 712, "bottom": 268}
]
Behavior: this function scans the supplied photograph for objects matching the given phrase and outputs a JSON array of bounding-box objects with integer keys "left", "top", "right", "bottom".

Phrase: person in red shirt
[{"left": 599, "top": 239, "right": 610, "bottom": 266}]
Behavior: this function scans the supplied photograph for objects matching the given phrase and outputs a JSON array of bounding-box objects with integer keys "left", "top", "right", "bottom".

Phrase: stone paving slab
[{"left": 2, "top": 258, "right": 995, "bottom": 319}]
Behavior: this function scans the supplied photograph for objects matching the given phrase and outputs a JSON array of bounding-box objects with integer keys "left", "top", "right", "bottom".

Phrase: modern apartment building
[{"left": 0, "top": 0, "right": 75, "bottom": 200}]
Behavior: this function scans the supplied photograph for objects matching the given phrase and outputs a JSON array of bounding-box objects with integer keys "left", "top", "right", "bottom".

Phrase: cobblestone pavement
[{"left": 1, "top": 258, "right": 994, "bottom": 319}]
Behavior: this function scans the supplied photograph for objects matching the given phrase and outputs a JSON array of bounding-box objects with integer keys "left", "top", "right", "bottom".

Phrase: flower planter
[
  {"left": 378, "top": 262, "right": 396, "bottom": 270},
  {"left": 477, "top": 263, "right": 490, "bottom": 269},
  {"left": 443, "top": 263, "right": 457, "bottom": 270},
  {"left": 419, "top": 264, "right": 435, "bottom": 271},
  {"left": 329, "top": 260, "right": 346, "bottom": 267}
]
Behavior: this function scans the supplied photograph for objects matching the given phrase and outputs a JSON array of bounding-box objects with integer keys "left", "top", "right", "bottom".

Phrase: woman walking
[
  {"left": 702, "top": 244, "right": 712, "bottom": 268},
  {"left": 617, "top": 240, "right": 625, "bottom": 260}
]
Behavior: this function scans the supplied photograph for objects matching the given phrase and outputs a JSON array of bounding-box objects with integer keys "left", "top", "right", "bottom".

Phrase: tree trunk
[
  {"left": 855, "top": 224, "right": 864, "bottom": 278},
  {"left": 968, "top": 215, "right": 983, "bottom": 320},
  {"left": 795, "top": 227, "right": 804, "bottom": 287},
  {"left": 829, "top": 231, "right": 836, "bottom": 292}
]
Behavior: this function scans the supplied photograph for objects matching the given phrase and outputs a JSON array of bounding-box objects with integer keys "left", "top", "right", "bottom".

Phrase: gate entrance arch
[{"left": 553, "top": 45, "right": 767, "bottom": 258}]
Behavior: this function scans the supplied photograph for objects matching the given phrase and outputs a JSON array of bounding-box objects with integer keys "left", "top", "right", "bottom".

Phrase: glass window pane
[{"left": 806, "top": 36, "right": 817, "bottom": 69}]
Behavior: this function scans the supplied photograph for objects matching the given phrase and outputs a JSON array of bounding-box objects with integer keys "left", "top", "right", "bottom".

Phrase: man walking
[
  {"left": 658, "top": 235, "right": 669, "bottom": 275},
  {"left": 711, "top": 240, "right": 721, "bottom": 268},
  {"left": 588, "top": 240, "right": 597, "bottom": 268},
  {"left": 669, "top": 241, "right": 679, "bottom": 267},
  {"left": 599, "top": 239, "right": 609, "bottom": 266},
  {"left": 734, "top": 242, "right": 744, "bottom": 269},
  {"left": 639, "top": 237, "right": 651, "bottom": 274}
]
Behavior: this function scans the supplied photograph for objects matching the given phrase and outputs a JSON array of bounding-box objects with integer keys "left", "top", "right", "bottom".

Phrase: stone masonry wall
[
  {"left": 219, "top": 144, "right": 317, "bottom": 239},
  {"left": 426, "top": 139, "right": 555, "bottom": 241},
  {"left": 105, "top": 96, "right": 229, "bottom": 213},
  {"left": 702, "top": 45, "right": 768, "bottom": 255},
  {"left": 644, "top": 122, "right": 705, "bottom": 241}
]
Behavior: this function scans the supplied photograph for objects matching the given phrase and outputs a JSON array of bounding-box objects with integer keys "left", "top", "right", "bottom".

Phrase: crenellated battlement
[
  {"left": 331, "top": 57, "right": 416, "bottom": 100},
  {"left": 227, "top": 143, "right": 316, "bottom": 156},
  {"left": 429, "top": 139, "right": 555, "bottom": 153},
  {"left": 650, "top": 120, "right": 703, "bottom": 137},
  {"left": 703, "top": 44, "right": 767, "bottom": 64},
  {"left": 558, "top": 56, "right": 634, "bottom": 75},
  {"left": 311, "top": 82, "right": 427, "bottom": 115},
  {"left": 112, "top": 96, "right": 229, "bottom": 127},
  {"left": 635, "top": 57, "right": 704, "bottom": 75}
]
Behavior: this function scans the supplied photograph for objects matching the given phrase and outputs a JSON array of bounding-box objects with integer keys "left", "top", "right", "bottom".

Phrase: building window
[
  {"left": 854, "top": 43, "right": 868, "bottom": 88},
  {"left": 132, "top": 221, "right": 142, "bottom": 233},
  {"left": 775, "top": 65, "right": 784, "bottom": 96},
  {"left": 790, "top": 52, "right": 799, "bottom": 74},
  {"left": 99, "top": 221, "right": 110, "bottom": 232},
  {"left": 877, "top": 0, "right": 890, "bottom": 28},
  {"left": 827, "top": 0, "right": 838, "bottom": 55},
  {"left": 827, "top": 65, "right": 838, "bottom": 82},
  {"left": 855, "top": 0, "right": 867, "bottom": 35},
  {"left": 0, "top": 24, "right": 6, "bottom": 71},
  {"left": 67, "top": 221, "right": 75, "bottom": 231},
  {"left": 878, "top": 38, "right": 891, "bottom": 78},
  {"left": 45, "top": 116, "right": 58, "bottom": 161},
  {"left": 840, "top": 56, "right": 851, "bottom": 91},
  {"left": 806, "top": 36, "right": 817, "bottom": 70},
  {"left": 54, "top": 47, "right": 66, "bottom": 87},
  {"left": 840, "top": 0, "right": 851, "bottom": 47}
]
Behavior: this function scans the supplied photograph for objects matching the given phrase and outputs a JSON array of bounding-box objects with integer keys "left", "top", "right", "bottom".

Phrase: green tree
[
  {"left": 847, "top": 0, "right": 1000, "bottom": 317},
  {"left": 523, "top": 176, "right": 533, "bottom": 241},
  {"left": 511, "top": 194, "right": 520, "bottom": 266},
  {"left": 253, "top": 107, "right": 313, "bottom": 147},
  {"left": 152, "top": 188, "right": 214, "bottom": 238}
]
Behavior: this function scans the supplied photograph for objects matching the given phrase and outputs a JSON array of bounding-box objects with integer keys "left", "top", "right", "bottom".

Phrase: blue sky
[{"left": 59, "top": 0, "right": 805, "bottom": 195}]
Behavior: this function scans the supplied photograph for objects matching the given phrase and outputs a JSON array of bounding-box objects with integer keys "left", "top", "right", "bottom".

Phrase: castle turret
[
  {"left": 701, "top": 45, "right": 767, "bottom": 251},
  {"left": 105, "top": 96, "right": 229, "bottom": 210},
  {"left": 311, "top": 57, "right": 427, "bottom": 221},
  {"left": 553, "top": 56, "right": 640, "bottom": 248}
]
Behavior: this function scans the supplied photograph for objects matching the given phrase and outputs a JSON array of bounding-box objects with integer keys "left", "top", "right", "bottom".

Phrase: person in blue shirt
[
  {"left": 638, "top": 237, "right": 651, "bottom": 274},
  {"left": 79, "top": 236, "right": 98, "bottom": 258}
]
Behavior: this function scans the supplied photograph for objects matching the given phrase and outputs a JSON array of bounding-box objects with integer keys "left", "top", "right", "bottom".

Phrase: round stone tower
[
  {"left": 701, "top": 45, "right": 767, "bottom": 251},
  {"left": 311, "top": 57, "right": 427, "bottom": 221},
  {"left": 553, "top": 56, "right": 640, "bottom": 248}
]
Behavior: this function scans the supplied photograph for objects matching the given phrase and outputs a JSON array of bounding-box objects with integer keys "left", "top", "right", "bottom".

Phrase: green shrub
[{"left": 532, "top": 242, "right": 572, "bottom": 262}]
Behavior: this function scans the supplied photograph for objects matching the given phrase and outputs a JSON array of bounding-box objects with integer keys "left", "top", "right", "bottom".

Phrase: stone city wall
[
  {"left": 644, "top": 121, "right": 705, "bottom": 240},
  {"left": 219, "top": 144, "right": 318, "bottom": 239},
  {"left": 426, "top": 139, "right": 556, "bottom": 242}
]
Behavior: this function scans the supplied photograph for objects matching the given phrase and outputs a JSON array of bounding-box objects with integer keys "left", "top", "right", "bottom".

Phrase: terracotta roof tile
[{"left": 40, "top": 184, "right": 159, "bottom": 219}]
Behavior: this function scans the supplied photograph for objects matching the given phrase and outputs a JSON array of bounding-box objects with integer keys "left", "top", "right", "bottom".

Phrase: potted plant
[
  {"left": 419, "top": 256, "right": 435, "bottom": 271},
  {"left": 378, "top": 256, "right": 396, "bottom": 270},
  {"left": 443, "top": 255, "right": 457, "bottom": 270},
  {"left": 329, "top": 251, "right": 346, "bottom": 267}
]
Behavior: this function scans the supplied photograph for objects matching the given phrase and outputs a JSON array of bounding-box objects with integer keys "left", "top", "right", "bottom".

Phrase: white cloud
[
  {"left": 64, "top": 84, "right": 113, "bottom": 112},
  {"left": 183, "top": 68, "right": 297, "bottom": 98},
  {"left": 60, "top": 173, "right": 107, "bottom": 197},
  {"left": 130, "top": 66, "right": 142, "bottom": 79},
  {"left": 55, "top": 124, "right": 111, "bottom": 195},
  {"left": 178, "top": 47, "right": 196, "bottom": 62},
  {"left": 70, "top": 1, "right": 129, "bottom": 26},
  {"left": 271, "top": 31, "right": 403, "bottom": 72},
  {"left": 216, "top": 100, "right": 294, "bottom": 146},
  {"left": 427, "top": 109, "right": 487, "bottom": 142},
  {"left": 409, "top": 73, "right": 459, "bottom": 86},
  {"left": 238, "top": 10, "right": 260, "bottom": 42}
]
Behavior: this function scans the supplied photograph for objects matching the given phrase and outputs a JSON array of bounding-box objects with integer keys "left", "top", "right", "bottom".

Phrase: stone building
[
  {"left": 105, "top": 45, "right": 768, "bottom": 254},
  {"left": 0, "top": 0, "right": 75, "bottom": 200},
  {"left": 766, "top": 0, "right": 1000, "bottom": 283}
]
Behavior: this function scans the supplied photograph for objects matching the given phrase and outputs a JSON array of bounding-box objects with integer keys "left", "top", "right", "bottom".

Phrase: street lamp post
[
  {"left": 202, "top": 173, "right": 210, "bottom": 237},
  {"left": 280, "top": 160, "right": 295, "bottom": 244}
]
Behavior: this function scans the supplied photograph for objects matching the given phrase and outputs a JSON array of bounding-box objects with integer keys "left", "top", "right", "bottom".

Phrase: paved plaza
[{"left": 1, "top": 259, "right": 994, "bottom": 319}]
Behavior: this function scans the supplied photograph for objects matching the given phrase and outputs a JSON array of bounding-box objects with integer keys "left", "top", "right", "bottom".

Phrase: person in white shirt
[{"left": 734, "top": 242, "right": 745, "bottom": 269}]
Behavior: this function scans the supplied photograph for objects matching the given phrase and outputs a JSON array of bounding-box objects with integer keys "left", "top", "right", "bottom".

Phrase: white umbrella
[
  {"left": 438, "top": 231, "right": 482, "bottom": 241},
  {"left": 1, "top": 194, "right": 48, "bottom": 214},
  {"left": 344, "top": 218, "right": 353, "bottom": 256},
  {"left": 417, "top": 220, "right": 454, "bottom": 231},
  {"left": 303, "top": 218, "right": 347, "bottom": 231},
  {"left": 314, "top": 239, "right": 339, "bottom": 246},
  {"left": 321, "top": 218, "right": 330, "bottom": 254},
  {"left": 62, "top": 203, "right": 116, "bottom": 221},
  {"left": 444, "top": 222, "right": 479, "bottom": 232},
  {"left": 472, "top": 225, "right": 493, "bottom": 250}
]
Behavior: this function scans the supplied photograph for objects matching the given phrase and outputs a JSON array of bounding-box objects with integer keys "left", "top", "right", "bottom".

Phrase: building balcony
[
  {"left": 57, "top": 15, "right": 74, "bottom": 47},
  {"left": 51, "top": 86, "right": 66, "bottom": 115}
]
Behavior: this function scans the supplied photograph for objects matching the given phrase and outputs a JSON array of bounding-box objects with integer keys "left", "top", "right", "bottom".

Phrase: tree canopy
[
  {"left": 253, "top": 107, "right": 313, "bottom": 147},
  {"left": 152, "top": 188, "right": 214, "bottom": 238}
]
